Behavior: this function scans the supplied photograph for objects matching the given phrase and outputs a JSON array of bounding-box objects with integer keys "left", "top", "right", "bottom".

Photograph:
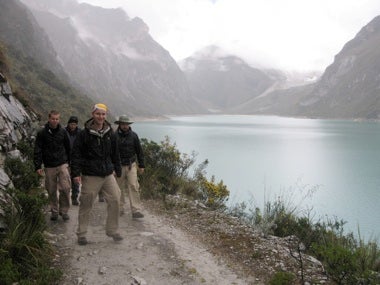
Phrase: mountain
[
  {"left": 0, "top": 0, "right": 94, "bottom": 123},
  {"left": 2, "top": 0, "right": 379, "bottom": 120},
  {"left": 0, "top": 0, "right": 62, "bottom": 76},
  {"left": 180, "top": 46, "right": 280, "bottom": 112},
  {"left": 180, "top": 46, "right": 323, "bottom": 115},
  {"left": 21, "top": 0, "right": 204, "bottom": 118},
  {"left": 183, "top": 14, "right": 380, "bottom": 120},
  {"left": 233, "top": 16, "right": 380, "bottom": 119},
  {"left": 299, "top": 15, "right": 380, "bottom": 119}
]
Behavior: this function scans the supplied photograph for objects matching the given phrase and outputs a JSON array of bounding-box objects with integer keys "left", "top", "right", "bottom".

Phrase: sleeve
[
  {"left": 111, "top": 132, "right": 122, "bottom": 177},
  {"left": 33, "top": 130, "right": 43, "bottom": 171},
  {"left": 71, "top": 131, "right": 84, "bottom": 177},
  {"left": 134, "top": 133, "right": 145, "bottom": 168},
  {"left": 63, "top": 131, "right": 71, "bottom": 164}
]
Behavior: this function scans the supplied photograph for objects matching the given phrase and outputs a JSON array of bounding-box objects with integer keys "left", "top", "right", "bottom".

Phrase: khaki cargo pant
[
  {"left": 116, "top": 162, "right": 142, "bottom": 214},
  {"left": 76, "top": 174, "right": 121, "bottom": 238},
  {"left": 44, "top": 163, "right": 71, "bottom": 214}
]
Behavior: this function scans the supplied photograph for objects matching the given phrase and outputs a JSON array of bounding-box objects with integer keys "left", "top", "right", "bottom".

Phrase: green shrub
[
  {"left": 197, "top": 175, "right": 229, "bottom": 209},
  {"left": 269, "top": 271, "right": 295, "bottom": 285},
  {"left": 140, "top": 136, "right": 230, "bottom": 210},
  {"left": 240, "top": 190, "right": 380, "bottom": 284},
  {"left": 4, "top": 140, "right": 40, "bottom": 192},
  {"left": 140, "top": 136, "right": 196, "bottom": 199},
  {"left": 4, "top": 157, "right": 39, "bottom": 192},
  {"left": 0, "top": 188, "right": 61, "bottom": 285},
  {"left": 312, "top": 242, "right": 357, "bottom": 284},
  {"left": 0, "top": 142, "right": 61, "bottom": 284},
  {"left": 15, "top": 140, "right": 34, "bottom": 161}
]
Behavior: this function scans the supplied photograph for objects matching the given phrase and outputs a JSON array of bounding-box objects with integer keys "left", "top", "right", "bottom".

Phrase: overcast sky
[{"left": 77, "top": 0, "right": 380, "bottom": 72}]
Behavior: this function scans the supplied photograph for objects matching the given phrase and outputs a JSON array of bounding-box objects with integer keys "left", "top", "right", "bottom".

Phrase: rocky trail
[{"left": 47, "top": 200, "right": 255, "bottom": 285}]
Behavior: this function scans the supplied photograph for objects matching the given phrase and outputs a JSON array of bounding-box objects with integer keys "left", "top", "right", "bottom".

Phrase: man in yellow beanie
[{"left": 71, "top": 103, "right": 123, "bottom": 245}]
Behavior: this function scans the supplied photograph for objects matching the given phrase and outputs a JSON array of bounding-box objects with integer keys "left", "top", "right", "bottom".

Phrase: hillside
[
  {"left": 21, "top": 0, "right": 205, "bottom": 118},
  {"left": 2, "top": 0, "right": 380, "bottom": 120},
  {"left": 0, "top": 0, "right": 94, "bottom": 123},
  {"left": 230, "top": 16, "right": 380, "bottom": 119},
  {"left": 0, "top": 44, "right": 94, "bottom": 123},
  {"left": 301, "top": 15, "right": 380, "bottom": 119}
]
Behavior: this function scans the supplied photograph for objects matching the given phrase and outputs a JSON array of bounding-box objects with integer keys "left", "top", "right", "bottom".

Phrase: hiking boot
[
  {"left": 120, "top": 209, "right": 125, "bottom": 216},
  {"left": 107, "top": 233, "right": 123, "bottom": 242},
  {"left": 132, "top": 212, "right": 144, "bottom": 219},
  {"left": 59, "top": 212, "right": 70, "bottom": 221},
  {"left": 72, "top": 199, "right": 79, "bottom": 206},
  {"left": 50, "top": 212, "right": 58, "bottom": 221},
  {"left": 98, "top": 196, "right": 105, "bottom": 202},
  {"left": 78, "top": 237, "right": 88, "bottom": 246}
]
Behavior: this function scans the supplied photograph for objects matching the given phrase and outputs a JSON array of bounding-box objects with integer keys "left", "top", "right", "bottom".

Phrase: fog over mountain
[
  {"left": 20, "top": 0, "right": 204, "bottom": 118},
  {"left": 197, "top": 16, "right": 380, "bottom": 119},
  {"left": 180, "top": 45, "right": 321, "bottom": 113},
  {"left": 180, "top": 46, "right": 278, "bottom": 112},
  {"left": 301, "top": 15, "right": 380, "bottom": 119},
  {"left": 2, "top": 0, "right": 380, "bottom": 120}
]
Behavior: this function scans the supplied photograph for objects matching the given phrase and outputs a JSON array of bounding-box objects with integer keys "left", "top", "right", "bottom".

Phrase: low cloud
[{"left": 78, "top": 0, "right": 380, "bottom": 72}]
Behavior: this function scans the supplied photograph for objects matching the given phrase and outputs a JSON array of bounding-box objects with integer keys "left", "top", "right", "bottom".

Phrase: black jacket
[
  {"left": 71, "top": 119, "right": 121, "bottom": 177},
  {"left": 33, "top": 123, "right": 70, "bottom": 170},
  {"left": 116, "top": 127, "right": 145, "bottom": 168},
  {"left": 65, "top": 126, "right": 81, "bottom": 150}
]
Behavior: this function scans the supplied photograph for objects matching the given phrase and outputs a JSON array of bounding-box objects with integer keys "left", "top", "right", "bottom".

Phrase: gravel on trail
[{"left": 48, "top": 200, "right": 256, "bottom": 285}]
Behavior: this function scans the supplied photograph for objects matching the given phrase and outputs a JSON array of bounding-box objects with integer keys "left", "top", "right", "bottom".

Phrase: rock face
[
  {"left": 0, "top": 72, "right": 37, "bottom": 229},
  {"left": 234, "top": 15, "right": 380, "bottom": 119},
  {"left": 0, "top": 0, "right": 67, "bottom": 78},
  {"left": 0, "top": 73, "right": 35, "bottom": 153},
  {"left": 21, "top": 0, "right": 205, "bottom": 118},
  {"left": 0, "top": 72, "right": 36, "bottom": 188},
  {"left": 301, "top": 15, "right": 380, "bottom": 119}
]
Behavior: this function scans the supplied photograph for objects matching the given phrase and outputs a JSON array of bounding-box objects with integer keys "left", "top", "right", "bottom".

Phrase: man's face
[
  {"left": 68, "top": 122, "right": 78, "bottom": 131},
  {"left": 48, "top": 114, "right": 60, "bottom": 129},
  {"left": 92, "top": 110, "right": 106, "bottom": 126},
  {"left": 119, "top": 123, "right": 130, "bottom": 131}
]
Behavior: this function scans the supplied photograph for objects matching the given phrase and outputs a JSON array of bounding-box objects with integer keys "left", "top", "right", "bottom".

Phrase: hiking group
[{"left": 33, "top": 103, "right": 145, "bottom": 245}]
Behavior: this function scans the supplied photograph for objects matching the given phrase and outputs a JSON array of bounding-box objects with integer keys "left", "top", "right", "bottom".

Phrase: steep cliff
[
  {"left": 301, "top": 15, "right": 380, "bottom": 119},
  {"left": 21, "top": 0, "right": 205, "bottom": 117},
  {"left": 234, "top": 15, "right": 380, "bottom": 119},
  {"left": 0, "top": 0, "right": 94, "bottom": 122}
]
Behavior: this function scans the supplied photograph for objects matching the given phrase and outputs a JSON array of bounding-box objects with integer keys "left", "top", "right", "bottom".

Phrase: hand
[
  {"left": 73, "top": 176, "right": 81, "bottom": 184},
  {"left": 36, "top": 169, "right": 44, "bottom": 176},
  {"left": 138, "top": 168, "right": 145, "bottom": 175}
]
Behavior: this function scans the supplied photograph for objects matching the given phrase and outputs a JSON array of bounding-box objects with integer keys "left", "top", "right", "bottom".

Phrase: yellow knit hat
[{"left": 92, "top": 103, "right": 108, "bottom": 113}]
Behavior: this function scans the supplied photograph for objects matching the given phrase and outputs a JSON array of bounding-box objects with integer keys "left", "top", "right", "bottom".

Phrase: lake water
[{"left": 134, "top": 115, "right": 380, "bottom": 239}]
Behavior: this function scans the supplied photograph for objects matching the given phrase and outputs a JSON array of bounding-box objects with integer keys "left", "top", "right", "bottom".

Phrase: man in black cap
[{"left": 66, "top": 116, "right": 81, "bottom": 205}]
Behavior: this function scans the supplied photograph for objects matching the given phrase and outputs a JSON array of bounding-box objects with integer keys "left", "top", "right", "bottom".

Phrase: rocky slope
[
  {"left": 4, "top": 0, "right": 380, "bottom": 120},
  {"left": 232, "top": 15, "right": 380, "bottom": 119},
  {"left": 21, "top": 0, "right": 204, "bottom": 118},
  {"left": 301, "top": 15, "right": 380, "bottom": 119}
]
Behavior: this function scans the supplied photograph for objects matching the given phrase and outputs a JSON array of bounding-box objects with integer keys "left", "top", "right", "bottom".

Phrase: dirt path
[{"left": 48, "top": 201, "right": 255, "bottom": 285}]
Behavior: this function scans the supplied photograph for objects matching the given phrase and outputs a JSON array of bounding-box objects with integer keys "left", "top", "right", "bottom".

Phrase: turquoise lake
[{"left": 134, "top": 115, "right": 380, "bottom": 238}]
